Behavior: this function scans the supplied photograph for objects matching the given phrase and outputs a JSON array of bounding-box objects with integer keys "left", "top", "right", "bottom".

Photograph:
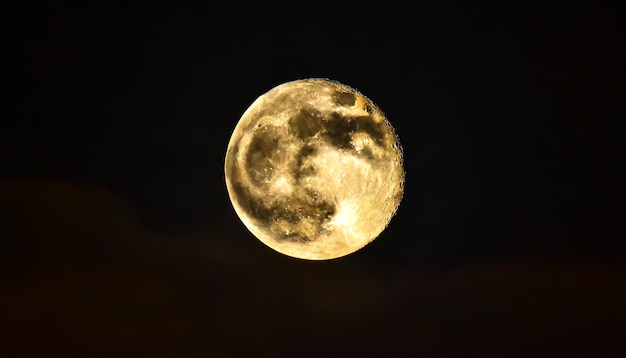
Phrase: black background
[{"left": 1, "top": 2, "right": 624, "bottom": 357}]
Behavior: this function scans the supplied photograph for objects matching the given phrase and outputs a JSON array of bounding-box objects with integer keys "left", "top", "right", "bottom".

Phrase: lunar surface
[{"left": 225, "top": 79, "right": 404, "bottom": 260}]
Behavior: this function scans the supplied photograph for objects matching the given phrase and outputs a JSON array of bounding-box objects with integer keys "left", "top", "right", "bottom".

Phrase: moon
[{"left": 224, "top": 79, "right": 404, "bottom": 260}]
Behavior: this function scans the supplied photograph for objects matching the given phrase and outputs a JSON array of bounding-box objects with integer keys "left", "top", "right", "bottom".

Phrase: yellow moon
[{"left": 224, "top": 79, "right": 404, "bottom": 260}]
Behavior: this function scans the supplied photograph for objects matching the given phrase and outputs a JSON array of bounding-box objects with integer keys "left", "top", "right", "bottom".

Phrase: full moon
[{"left": 225, "top": 79, "right": 404, "bottom": 260}]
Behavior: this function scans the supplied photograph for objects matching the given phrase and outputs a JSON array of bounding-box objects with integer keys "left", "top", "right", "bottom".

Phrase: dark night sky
[{"left": 1, "top": 2, "right": 624, "bottom": 357}]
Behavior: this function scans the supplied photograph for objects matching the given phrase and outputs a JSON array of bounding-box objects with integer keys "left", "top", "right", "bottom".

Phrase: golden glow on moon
[{"left": 224, "top": 79, "right": 404, "bottom": 260}]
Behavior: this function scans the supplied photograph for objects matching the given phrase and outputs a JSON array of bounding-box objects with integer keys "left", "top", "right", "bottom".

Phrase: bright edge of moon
[{"left": 224, "top": 78, "right": 404, "bottom": 260}]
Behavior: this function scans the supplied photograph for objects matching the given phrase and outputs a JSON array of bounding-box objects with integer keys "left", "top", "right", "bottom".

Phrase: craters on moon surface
[{"left": 225, "top": 79, "right": 404, "bottom": 260}]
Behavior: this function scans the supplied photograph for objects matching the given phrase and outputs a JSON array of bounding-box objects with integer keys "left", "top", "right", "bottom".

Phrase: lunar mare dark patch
[
  {"left": 273, "top": 198, "right": 336, "bottom": 243},
  {"left": 290, "top": 110, "right": 322, "bottom": 140},
  {"left": 293, "top": 144, "right": 318, "bottom": 180},
  {"left": 333, "top": 91, "right": 356, "bottom": 106},
  {"left": 294, "top": 163, "right": 316, "bottom": 180},
  {"left": 232, "top": 164, "right": 336, "bottom": 243},
  {"left": 322, "top": 112, "right": 386, "bottom": 151},
  {"left": 238, "top": 121, "right": 338, "bottom": 242},
  {"left": 357, "top": 146, "right": 376, "bottom": 161},
  {"left": 245, "top": 129, "right": 279, "bottom": 185}
]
